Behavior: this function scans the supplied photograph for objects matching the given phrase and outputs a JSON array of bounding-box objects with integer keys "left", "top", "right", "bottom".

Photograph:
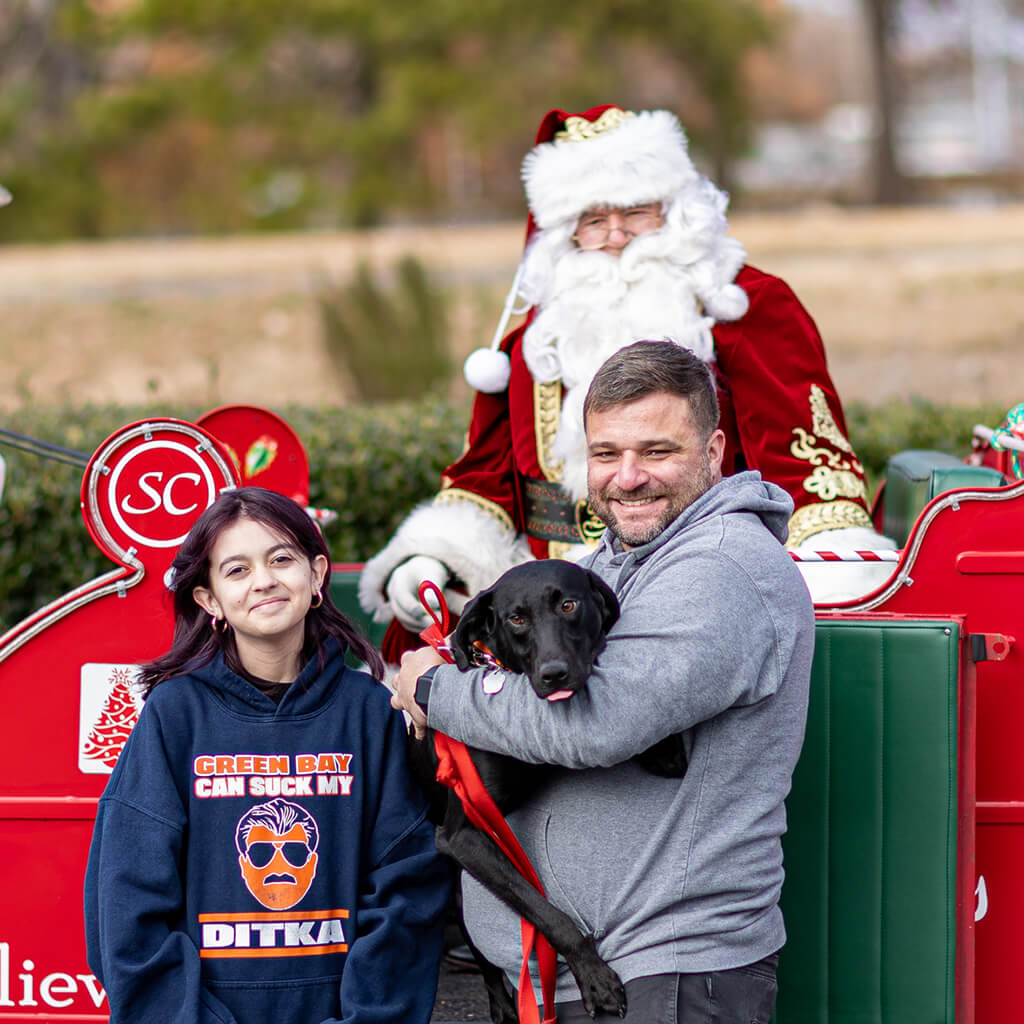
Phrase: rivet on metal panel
[
  {"left": 196, "top": 440, "right": 211, "bottom": 453},
  {"left": 116, "top": 581, "right": 127, "bottom": 599},
  {"left": 903, "top": 576, "right": 914, "bottom": 587},
  {"left": 944, "top": 628, "right": 951, "bottom": 635},
  {"left": 143, "top": 424, "right": 153, "bottom": 441},
  {"left": 951, "top": 498, "right": 960, "bottom": 511}
]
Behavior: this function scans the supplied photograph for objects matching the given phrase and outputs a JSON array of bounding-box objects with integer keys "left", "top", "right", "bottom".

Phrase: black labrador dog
[{"left": 408, "top": 559, "right": 685, "bottom": 1023}]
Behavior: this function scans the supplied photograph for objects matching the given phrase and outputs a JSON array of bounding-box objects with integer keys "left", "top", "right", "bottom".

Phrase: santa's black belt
[{"left": 522, "top": 477, "right": 605, "bottom": 545}]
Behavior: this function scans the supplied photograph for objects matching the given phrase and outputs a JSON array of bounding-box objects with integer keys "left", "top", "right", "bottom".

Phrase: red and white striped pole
[{"left": 789, "top": 549, "right": 901, "bottom": 563}]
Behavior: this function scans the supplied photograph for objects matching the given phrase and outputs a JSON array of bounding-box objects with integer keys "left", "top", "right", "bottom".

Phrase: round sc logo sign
[
  {"left": 83, "top": 420, "right": 239, "bottom": 565},
  {"left": 108, "top": 440, "right": 218, "bottom": 548}
]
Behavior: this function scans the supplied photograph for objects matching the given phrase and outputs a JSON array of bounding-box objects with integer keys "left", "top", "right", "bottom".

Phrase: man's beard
[{"left": 588, "top": 452, "right": 714, "bottom": 549}]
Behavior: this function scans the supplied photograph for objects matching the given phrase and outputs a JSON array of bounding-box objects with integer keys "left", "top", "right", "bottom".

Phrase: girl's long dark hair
[{"left": 138, "top": 487, "right": 384, "bottom": 695}]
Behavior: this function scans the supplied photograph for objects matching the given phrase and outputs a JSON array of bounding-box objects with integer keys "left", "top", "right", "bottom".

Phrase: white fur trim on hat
[{"left": 522, "top": 110, "right": 700, "bottom": 231}]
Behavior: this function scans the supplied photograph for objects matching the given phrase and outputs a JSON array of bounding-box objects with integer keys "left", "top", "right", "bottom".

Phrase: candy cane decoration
[
  {"left": 789, "top": 549, "right": 901, "bottom": 563},
  {"left": 974, "top": 423, "right": 1024, "bottom": 453}
]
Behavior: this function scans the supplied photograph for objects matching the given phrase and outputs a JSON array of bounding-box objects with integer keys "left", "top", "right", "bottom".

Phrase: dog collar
[{"left": 470, "top": 641, "right": 504, "bottom": 671}]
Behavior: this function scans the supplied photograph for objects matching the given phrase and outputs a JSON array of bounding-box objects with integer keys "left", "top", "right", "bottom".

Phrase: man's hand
[
  {"left": 386, "top": 556, "right": 451, "bottom": 631},
  {"left": 390, "top": 645, "right": 446, "bottom": 739}
]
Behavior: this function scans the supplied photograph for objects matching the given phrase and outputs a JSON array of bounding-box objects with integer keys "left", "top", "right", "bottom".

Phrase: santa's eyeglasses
[
  {"left": 245, "top": 840, "right": 313, "bottom": 869},
  {"left": 572, "top": 204, "right": 664, "bottom": 250}
]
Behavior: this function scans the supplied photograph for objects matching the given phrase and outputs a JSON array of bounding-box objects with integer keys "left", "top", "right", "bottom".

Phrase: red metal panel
[
  {"left": 0, "top": 817, "right": 106, "bottom": 1019},
  {"left": 0, "top": 419, "right": 239, "bottom": 1020}
]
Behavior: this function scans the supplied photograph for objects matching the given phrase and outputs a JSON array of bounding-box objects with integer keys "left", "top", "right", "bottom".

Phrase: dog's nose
[{"left": 540, "top": 661, "right": 570, "bottom": 688}]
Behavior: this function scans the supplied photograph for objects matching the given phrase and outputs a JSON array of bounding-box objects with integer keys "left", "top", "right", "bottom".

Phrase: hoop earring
[
  {"left": 211, "top": 615, "right": 228, "bottom": 634},
  {"left": 310, "top": 590, "right": 323, "bottom": 609}
]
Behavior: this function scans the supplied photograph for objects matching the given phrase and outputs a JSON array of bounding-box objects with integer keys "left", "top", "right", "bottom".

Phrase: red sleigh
[{"left": 3, "top": 404, "right": 1024, "bottom": 1022}]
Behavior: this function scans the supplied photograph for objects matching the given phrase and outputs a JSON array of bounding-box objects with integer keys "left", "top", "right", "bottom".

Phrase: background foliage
[
  {"left": 318, "top": 256, "right": 452, "bottom": 400},
  {"left": 0, "top": 0, "right": 775, "bottom": 241},
  {"left": 0, "top": 396, "right": 1010, "bottom": 630}
]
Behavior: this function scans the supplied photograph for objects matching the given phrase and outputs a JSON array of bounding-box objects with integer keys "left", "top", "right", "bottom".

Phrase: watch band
[{"left": 414, "top": 665, "right": 440, "bottom": 713}]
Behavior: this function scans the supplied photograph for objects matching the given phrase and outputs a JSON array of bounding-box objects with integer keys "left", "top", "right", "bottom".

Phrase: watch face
[{"left": 415, "top": 668, "right": 436, "bottom": 710}]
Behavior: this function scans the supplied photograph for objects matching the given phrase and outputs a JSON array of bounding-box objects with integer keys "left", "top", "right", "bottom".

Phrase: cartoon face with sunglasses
[{"left": 235, "top": 798, "right": 320, "bottom": 910}]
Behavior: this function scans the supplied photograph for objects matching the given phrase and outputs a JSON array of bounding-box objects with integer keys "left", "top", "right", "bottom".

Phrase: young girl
[{"left": 84, "top": 487, "right": 450, "bottom": 1023}]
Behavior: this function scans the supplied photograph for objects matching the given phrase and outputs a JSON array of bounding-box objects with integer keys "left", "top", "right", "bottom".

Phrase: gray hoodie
[{"left": 426, "top": 471, "right": 815, "bottom": 999}]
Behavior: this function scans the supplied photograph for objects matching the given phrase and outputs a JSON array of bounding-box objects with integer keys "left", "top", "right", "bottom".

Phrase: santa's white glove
[
  {"left": 386, "top": 556, "right": 455, "bottom": 631},
  {"left": 794, "top": 526, "right": 899, "bottom": 606}
]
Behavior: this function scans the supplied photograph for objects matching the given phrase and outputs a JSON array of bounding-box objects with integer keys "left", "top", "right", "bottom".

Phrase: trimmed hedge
[
  {"left": 0, "top": 395, "right": 1012, "bottom": 631},
  {"left": 0, "top": 397, "right": 468, "bottom": 630}
]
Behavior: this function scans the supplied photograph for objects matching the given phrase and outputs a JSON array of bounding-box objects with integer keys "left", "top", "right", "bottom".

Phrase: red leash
[{"left": 417, "top": 581, "right": 558, "bottom": 1024}]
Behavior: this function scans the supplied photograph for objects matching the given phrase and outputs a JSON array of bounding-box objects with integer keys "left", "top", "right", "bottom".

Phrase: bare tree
[{"left": 862, "top": 0, "right": 912, "bottom": 203}]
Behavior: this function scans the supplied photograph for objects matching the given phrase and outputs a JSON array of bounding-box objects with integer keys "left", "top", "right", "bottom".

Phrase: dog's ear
[
  {"left": 450, "top": 589, "right": 496, "bottom": 669},
  {"left": 586, "top": 570, "right": 620, "bottom": 633}
]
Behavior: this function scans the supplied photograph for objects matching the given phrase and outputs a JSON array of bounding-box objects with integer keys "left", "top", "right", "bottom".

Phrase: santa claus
[{"left": 359, "top": 105, "right": 893, "bottom": 653}]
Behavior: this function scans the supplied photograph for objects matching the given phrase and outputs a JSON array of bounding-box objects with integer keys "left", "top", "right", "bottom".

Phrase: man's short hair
[{"left": 583, "top": 340, "right": 719, "bottom": 439}]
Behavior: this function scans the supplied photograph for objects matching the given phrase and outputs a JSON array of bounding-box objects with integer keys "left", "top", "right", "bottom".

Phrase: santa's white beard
[{"left": 519, "top": 226, "right": 722, "bottom": 501}]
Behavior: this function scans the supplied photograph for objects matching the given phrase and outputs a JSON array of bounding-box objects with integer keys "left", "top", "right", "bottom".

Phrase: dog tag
[{"left": 481, "top": 670, "right": 506, "bottom": 695}]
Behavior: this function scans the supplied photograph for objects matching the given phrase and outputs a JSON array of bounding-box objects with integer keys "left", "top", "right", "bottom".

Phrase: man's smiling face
[{"left": 586, "top": 391, "right": 724, "bottom": 549}]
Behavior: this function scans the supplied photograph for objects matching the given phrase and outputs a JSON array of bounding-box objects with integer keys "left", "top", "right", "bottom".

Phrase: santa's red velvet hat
[
  {"left": 463, "top": 105, "right": 703, "bottom": 393},
  {"left": 522, "top": 106, "right": 700, "bottom": 231}
]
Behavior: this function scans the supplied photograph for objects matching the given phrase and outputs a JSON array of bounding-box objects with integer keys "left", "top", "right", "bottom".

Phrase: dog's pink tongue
[{"left": 546, "top": 690, "right": 574, "bottom": 702}]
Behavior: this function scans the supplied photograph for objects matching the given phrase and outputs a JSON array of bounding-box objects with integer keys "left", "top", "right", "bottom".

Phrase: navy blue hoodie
[{"left": 84, "top": 639, "right": 450, "bottom": 1023}]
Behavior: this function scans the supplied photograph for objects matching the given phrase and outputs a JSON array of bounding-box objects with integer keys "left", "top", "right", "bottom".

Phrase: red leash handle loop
[{"left": 417, "top": 580, "right": 452, "bottom": 657}]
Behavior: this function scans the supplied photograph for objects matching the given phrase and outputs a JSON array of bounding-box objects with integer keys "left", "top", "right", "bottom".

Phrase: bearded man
[{"left": 359, "top": 105, "right": 892, "bottom": 655}]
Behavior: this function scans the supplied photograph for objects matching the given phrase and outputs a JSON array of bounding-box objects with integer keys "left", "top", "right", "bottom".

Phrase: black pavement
[
  {"left": 431, "top": 952, "right": 494, "bottom": 1022},
  {"left": 431, "top": 917, "right": 494, "bottom": 1023}
]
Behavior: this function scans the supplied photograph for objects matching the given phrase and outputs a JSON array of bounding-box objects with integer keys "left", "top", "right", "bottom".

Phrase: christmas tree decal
[{"left": 82, "top": 668, "right": 140, "bottom": 769}]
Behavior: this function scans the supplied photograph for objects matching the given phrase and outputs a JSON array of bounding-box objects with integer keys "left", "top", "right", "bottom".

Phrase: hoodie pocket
[{"left": 537, "top": 809, "right": 600, "bottom": 938}]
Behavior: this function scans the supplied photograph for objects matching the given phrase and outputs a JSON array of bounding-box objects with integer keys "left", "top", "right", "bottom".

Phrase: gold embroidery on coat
[
  {"left": 790, "top": 427, "right": 868, "bottom": 503},
  {"left": 802, "top": 466, "right": 868, "bottom": 502},
  {"left": 575, "top": 500, "right": 606, "bottom": 546},
  {"left": 790, "top": 428, "right": 864, "bottom": 475},
  {"left": 809, "top": 384, "right": 854, "bottom": 453},
  {"left": 534, "top": 380, "right": 564, "bottom": 482},
  {"left": 791, "top": 383, "right": 867, "bottom": 507},
  {"left": 786, "top": 501, "right": 873, "bottom": 549}
]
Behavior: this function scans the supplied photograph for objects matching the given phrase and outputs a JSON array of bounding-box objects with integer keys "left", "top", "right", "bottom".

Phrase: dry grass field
[{"left": 2, "top": 202, "right": 1023, "bottom": 412}]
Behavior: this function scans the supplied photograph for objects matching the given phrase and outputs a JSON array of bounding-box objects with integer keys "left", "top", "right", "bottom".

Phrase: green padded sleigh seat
[
  {"left": 774, "top": 619, "right": 961, "bottom": 1024},
  {"left": 884, "top": 450, "right": 1005, "bottom": 547}
]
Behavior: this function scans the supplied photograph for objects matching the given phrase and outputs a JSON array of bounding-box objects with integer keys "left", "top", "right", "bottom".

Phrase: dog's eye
[
  {"left": 560, "top": 600, "right": 578, "bottom": 613},
  {"left": 507, "top": 613, "right": 525, "bottom": 626}
]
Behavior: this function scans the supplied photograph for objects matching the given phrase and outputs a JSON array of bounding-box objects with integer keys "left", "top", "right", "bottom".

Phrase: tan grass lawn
[{"left": 1, "top": 202, "right": 1023, "bottom": 412}]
